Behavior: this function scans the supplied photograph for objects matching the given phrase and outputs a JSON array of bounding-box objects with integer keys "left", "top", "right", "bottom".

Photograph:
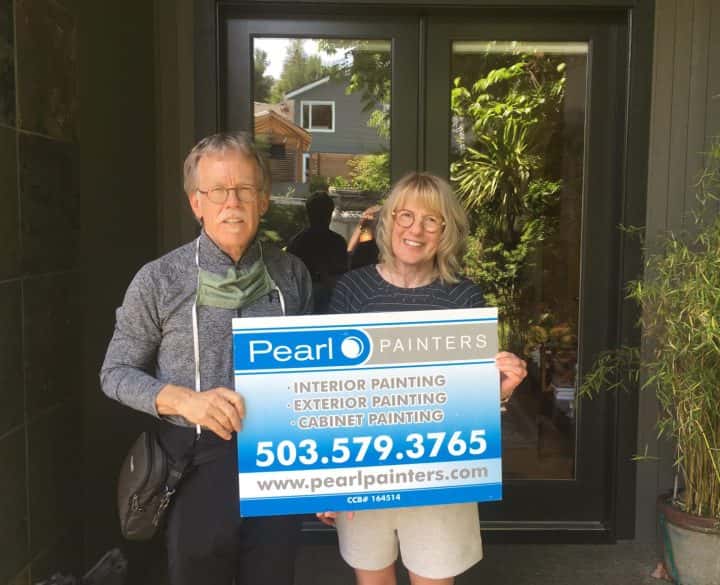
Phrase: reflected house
[
  {"left": 284, "top": 76, "right": 389, "bottom": 184},
  {"left": 254, "top": 101, "right": 311, "bottom": 193}
]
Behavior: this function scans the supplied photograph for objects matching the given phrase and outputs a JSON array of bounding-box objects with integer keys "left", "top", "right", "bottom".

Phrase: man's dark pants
[{"left": 166, "top": 447, "right": 301, "bottom": 585}]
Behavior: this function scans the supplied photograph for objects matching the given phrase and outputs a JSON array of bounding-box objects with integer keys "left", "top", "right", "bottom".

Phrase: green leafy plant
[
  {"left": 309, "top": 175, "right": 330, "bottom": 192},
  {"left": 259, "top": 201, "right": 307, "bottom": 248},
  {"left": 580, "top": 141, "right": 720, "bottom": 520},
  {"left": 330, "top": 153, "right": 390, "bottom": 193},
  {"left": 450, "top": 56, "right": 567, "bottom": 352}
]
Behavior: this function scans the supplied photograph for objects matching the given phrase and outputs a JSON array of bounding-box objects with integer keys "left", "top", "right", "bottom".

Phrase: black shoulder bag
[{"left": 117, "top": 431, "right": 196, "bottom": 541}]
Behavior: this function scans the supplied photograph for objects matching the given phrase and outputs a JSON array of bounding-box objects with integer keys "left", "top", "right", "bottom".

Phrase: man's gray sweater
[{"left": 100, "top": 231, "right": 313, "bottom": 429}]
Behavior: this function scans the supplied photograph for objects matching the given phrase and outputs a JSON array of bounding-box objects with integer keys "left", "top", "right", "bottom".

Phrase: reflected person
[{"left": 287, "top": 190, "right": 348, "bottom": 312}]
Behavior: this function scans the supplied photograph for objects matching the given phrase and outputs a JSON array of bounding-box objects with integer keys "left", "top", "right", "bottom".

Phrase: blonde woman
[{"left": 319, "top": 172, "right": 527, "bottom": 585}]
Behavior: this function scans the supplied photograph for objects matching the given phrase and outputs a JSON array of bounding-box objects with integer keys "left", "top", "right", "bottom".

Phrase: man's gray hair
[{"left": 183, "top": 131, "right": 271, "bottom": 195}]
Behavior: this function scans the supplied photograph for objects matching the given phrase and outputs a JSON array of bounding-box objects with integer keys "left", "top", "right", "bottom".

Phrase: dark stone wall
[
  {"left": 1, "top": 0, "right": 159, "bottom": 582},
  {"left": 0, "top": 0, "right": 83, "bottom": 583}
]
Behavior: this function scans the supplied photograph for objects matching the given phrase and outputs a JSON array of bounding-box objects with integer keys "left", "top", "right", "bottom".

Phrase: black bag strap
[
  {"left": 152, "top": 434, "right": 199, "bottom": 528},
  {"left": 165, "top": 433, "right": 199, "bottom": 491}
]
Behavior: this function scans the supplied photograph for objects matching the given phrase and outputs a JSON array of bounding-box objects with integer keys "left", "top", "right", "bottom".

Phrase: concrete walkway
[{"left": 144, "top": 539, "right": 662, "bottom": 584}]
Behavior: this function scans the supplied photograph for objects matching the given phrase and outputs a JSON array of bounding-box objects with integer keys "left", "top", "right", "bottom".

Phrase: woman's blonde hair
[{"left": 376, "top": 172, "right": 469, "bottom": 284}]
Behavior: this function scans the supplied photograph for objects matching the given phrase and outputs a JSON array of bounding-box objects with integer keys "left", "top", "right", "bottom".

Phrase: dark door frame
[{"left": 193, "top": 0, "right": 654, "bottom": 542}]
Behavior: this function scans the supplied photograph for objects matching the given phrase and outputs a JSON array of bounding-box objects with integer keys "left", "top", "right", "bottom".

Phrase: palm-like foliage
[{"left": 451, "top": 57, "right": 566, "bottom": 351}]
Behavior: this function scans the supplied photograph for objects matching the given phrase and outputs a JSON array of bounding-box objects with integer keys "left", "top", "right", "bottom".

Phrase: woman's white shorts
[{"left": 335, "top": 503, "right": 482, "bottom": 579}]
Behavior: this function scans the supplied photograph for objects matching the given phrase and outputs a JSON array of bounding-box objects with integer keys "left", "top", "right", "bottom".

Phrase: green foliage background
[
  {"left": 259, "top": 201, "right": 307, "bottom": 248},
  {"left": 451, "top": 54, "right": 568, "bottom": 353}
]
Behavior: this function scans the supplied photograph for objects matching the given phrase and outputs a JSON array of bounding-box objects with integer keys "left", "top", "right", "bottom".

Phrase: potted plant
[{"left": 579, "top": 142, "right": 720, "bottom": 585}]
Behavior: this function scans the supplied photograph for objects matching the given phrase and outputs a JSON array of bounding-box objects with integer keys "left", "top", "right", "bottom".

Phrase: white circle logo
[{"left": 341, "top": 336, "right": 364, "bottom": 359}]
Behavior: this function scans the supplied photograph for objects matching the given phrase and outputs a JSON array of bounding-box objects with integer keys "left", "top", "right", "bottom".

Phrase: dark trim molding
[
  {"left": 301, "top": 519, "right": 614, "bottom": 545},
  {"left": 195, "top": 0, "right": 218, "bottom": 138},
  {"left": 610, "top": 0, "right": 655, "bottom": 541},
  {"left": 218, "top": 0, "right": 639, "bottom": 6}
]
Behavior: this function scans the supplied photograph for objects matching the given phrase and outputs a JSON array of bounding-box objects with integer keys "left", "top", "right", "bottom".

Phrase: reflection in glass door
[
  {"left": 251, "top": 38, "right": 391, "bottom": 247},
  {"left": 450, "top": 42, "right": 588, "bottom": 480}
]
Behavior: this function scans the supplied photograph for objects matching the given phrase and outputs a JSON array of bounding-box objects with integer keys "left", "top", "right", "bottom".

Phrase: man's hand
[
  {"left": 495, "top": 351, "right": 528, "bottom": 401},
  {"left": 156, "top": 384, "right": 245, "bottom": 440}
]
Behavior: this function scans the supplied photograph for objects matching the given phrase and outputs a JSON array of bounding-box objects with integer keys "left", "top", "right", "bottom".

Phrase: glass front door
[
  {"left": 425, "top": 14, "right": 628, "bottom": 531},
  {"left": 217, "top": 5, "right": 630, "bottom": 537}
]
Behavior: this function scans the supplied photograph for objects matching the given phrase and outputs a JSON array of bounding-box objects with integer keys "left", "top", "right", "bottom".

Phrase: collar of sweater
[{"left": 198, "top": 230, "right": 262, "bottom": 273}]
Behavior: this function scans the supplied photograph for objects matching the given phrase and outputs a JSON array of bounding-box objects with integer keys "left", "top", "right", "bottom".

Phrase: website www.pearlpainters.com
[{"left": 255, "top": 464, "right": 490, "bottom": 494}]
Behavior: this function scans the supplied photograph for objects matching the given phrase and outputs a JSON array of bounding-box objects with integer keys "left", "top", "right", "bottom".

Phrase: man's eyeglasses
[
  {"left": 392, "top": 209, "right": 445, "bottom": 233},
  {"left": 196, "top": 185, "right": 259, "bottom": 204}
]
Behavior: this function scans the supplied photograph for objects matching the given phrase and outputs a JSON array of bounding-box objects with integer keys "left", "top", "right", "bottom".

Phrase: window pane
[
  {"left": 451, "top": 41, "right": 588, "bottom": 480},
  {"left": 253, "top": 38, "right": 391, "bottom": 254},
  {"left": 302, "top": 104, "right": 310, "bottom": 129},
  {"left": 311, "top": 104, "right": 333, "bottom": 130}
]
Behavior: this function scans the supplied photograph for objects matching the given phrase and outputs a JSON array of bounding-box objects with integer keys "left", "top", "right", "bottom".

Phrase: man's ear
[{"left": 188, "top": 192, "right": 202, "bottom": 220}]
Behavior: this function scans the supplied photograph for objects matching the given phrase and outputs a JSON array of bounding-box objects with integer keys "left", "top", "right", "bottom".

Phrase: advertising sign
[{"left": 233, "top": 308, "right": 501, "bottom": 517}]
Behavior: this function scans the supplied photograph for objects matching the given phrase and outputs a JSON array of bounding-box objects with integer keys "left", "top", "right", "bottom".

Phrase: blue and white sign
[{"left": 233, "top": 308, "right": 501, "bottom": 517}]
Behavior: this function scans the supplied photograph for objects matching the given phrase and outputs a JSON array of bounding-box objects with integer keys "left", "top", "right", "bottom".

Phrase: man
[
  {"left": 287, "top": 191, "right": 348, "bottom": 312},
  {"left": 101, "top": 132, "right": 312, "bottom": 585}
]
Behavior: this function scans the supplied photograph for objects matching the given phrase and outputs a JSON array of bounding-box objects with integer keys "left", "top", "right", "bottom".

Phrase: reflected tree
[
  {"left": 270, "top": 40, "right": 325, "bottom": 102},
  {"left": 254, "top": 48, "right": 274, "bottom": 102}
]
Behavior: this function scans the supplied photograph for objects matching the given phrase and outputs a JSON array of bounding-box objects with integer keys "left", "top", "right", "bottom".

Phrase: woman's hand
[
  {"left": 316, "top": 511, "right": 355, "bottom": 527},
  {"left": 495, "top": 351, "right": 527, "bottom": 401}
]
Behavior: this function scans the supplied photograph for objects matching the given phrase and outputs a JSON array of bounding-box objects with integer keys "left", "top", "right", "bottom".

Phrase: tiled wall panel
[
  {"left": 15, "top": 0, "right": 78, "bottom": 141},
  {"left": 23, "top": 272, "right": 84, "bottom": 418},
  {"left": 0, "top": 0, "right": 84, "bottom": 582},
  {"left": 19, "top": 134, "right": 80, "bottom": 275},
  {"left": 0, "top": 430, "right": 28, "bottom": 584},
  {"left": 0, "top": 281, "right": 23, "bottom": 437},
  {"left": 27, "top": 405, "right": 83, "bottom": 569},
  {"left": 0, "top": 0, "right": 15, "bottom": 127},
  {"left": 0, "top": 115, "right": 19, "bottom": 279}
]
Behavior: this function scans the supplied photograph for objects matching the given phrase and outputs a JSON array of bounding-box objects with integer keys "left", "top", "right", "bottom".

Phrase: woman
[{"left": 318, "top": 172, "right": 527, "bottom": 585}]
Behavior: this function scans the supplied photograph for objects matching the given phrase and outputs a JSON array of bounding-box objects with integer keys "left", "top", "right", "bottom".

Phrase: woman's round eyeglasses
[
  {"left": 196, "top": 185, "right": 259, "bottom": 204},
  {"left": 392, "top": 209, "right": 445, "bottom": 233}
]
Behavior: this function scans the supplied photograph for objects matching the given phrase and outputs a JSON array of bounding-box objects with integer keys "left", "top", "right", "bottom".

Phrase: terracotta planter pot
[{"left": 657, "top": 495, "right": 720, "bottom": 585}]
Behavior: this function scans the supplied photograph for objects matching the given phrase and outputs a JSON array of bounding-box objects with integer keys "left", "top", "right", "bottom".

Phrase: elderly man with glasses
[{"left": 101, "top": 132, "right": 312, "bottom": 585}]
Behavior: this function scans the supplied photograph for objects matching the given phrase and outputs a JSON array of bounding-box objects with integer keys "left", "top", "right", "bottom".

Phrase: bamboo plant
[{"left": 580, "top": 141, "right": 720, "bottom": 520}]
